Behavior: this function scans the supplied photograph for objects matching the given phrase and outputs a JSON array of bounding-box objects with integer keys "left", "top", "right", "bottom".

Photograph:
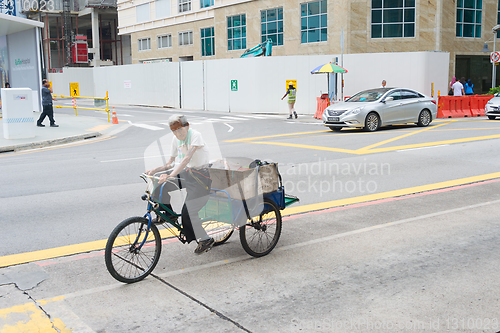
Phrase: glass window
[
  {"left": 261, "top": 7, "right": 283, "bottom": 46},
  {"left": 200, "top": 0, "right": 213, "bottom": 8},
  {"left": 157, "top": 34, "right": 172, "bottom": 48},
  {"left": 179, "top": 31, "right": 193, "bottom": 46},
  {"left": 387, "top": 90, "right": 402, "bottom": 100},
  {"left": 179, "top": 0, "right": 191, "bottom": 13},
  {"left": 201, "top": 27, "right": 215, "bottom": 56},
  {"left": 155, "top": 0, "right": 170, "bottom": 18},
  {"left": 227, "top": 14, "right": 246, "bottom": 50},
  {"left": 371, "top": 0, "right": 415, "bottom": 38},
  {"left": 457, "top": 0, "right": 482, "bottom": 37},
  {"left": 400, "top": 90, "right": 420, "bottom": 99},
  {"left": 138, "top": 38, "right": 151, "bottom": 51},
  {"left": 136, "top": 3, "right": 150, "bottom": 23},
  {"left": 301, "top": 0, "right": 327, "bottom": 43}
]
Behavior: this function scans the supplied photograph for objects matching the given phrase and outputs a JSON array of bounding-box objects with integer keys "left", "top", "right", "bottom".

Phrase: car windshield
[{"left": 347, "top": 88, "right": 390, "bottom": 102}]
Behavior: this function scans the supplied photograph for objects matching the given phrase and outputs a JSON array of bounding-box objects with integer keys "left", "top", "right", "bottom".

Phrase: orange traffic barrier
[
  {"left": 437, "top": 96, "right": 450, "bottom": 118},
  {"left": 437, "top": 95, "right": 493, "bottom": 118},
  {"left": 111, "top": 107, "right": 119, "bottom": 124},
  {"left": 476, "top": 95, "right": 493, "bottom": 116},
  {"left": 314, "top": 96, "right": 330, "bottom": 119}
]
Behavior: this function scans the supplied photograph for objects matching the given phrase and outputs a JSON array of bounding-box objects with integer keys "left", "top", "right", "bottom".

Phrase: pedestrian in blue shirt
[
  {"left": 37, "top": 79, "right": 59, "bottom": 127},
  {"left": 464, "top": 79, "right": 474, "bottom": 95}
]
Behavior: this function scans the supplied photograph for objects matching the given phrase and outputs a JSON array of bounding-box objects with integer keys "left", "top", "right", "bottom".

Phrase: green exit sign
[{"left": 231, "top": 80, "right": 238, "bottom": 91}]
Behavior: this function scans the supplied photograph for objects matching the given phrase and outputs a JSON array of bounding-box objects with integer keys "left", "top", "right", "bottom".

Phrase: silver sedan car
[
  {"left": 322, "top": 88, "right": 438, "bottom": 132},
  {"left": 485, "top": 93, "right": 500, "bottom": 119}
]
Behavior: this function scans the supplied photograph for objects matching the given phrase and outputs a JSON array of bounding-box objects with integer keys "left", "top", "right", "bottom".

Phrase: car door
[
  {"left": 379, "top": 90, "right": 404, "bottom": 124},
  {"left": 398, "top": 89, "right": 424, "bottom": 122}
]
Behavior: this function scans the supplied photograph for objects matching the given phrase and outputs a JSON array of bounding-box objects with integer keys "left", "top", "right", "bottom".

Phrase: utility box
[{"left": 1, "top": 88, "right": 34, "bottom": 139}]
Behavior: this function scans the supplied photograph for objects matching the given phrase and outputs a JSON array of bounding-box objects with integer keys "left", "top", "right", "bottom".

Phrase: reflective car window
[
  {"left": 348, "top": 89, "right": 387, "bottom": 102},
  {"left": 387, "top": 90, "right": 402, "bottom": 100},
  {"left": 400, "top": 90, "right": 420, "bottom": 99}
]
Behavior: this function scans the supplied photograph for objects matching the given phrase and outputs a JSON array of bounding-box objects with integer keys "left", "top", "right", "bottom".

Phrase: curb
[{"left": 0, "top": 132, "right": 102, "bottom": 153}]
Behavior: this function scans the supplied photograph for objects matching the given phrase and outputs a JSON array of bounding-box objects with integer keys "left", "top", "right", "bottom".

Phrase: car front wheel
[
  {"left": 364, "top": 112, "right": 380, "bottom": 132},
  {"left": 417, "top": 109, "right": 432, "bottom": 127}
]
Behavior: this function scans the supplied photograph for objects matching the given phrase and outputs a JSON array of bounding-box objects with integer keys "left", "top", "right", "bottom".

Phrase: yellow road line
[
  {"left": 87, "top": 124, "right": 113, "bottom": 132},
  {"left": 225, "top": 130, "right": 329, "bottom": 143},
  {"left": 365, "top": 133, "right": 500, "bottom": 153},
  {"left": 356, "top": 121, "right": 454, "bottom": 152},
  {"left": 227, "top": 121, "right": 500, "bottom": 155},
  {"left": 282, "top": 171, "right": 500, "bottom": 216},
  {"left": 2, "top": 171, "right": 500, "bottom": 268},
  {"left": 0, "top": 301, "right": 71, "bottom": 333},
  {"left": 249, "top": 141, "right": 360, "bottom": 154},
  {"left": 1, "top": 135, "right": 115, "bottom": 157}
]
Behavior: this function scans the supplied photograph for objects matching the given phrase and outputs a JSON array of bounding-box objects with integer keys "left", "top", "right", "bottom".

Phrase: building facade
[{"left": 118, "top": 0, "right": 500, "bottom": 93}]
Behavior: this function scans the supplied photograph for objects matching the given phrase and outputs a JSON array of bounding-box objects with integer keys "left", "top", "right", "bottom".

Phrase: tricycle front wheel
[
  {"left": 202, "top": 220, "right": 234, "bottom": 246},
  {"left": 239, "top": 199, "right": 282, "bottom": 257},
  {"left": 105, "top": 217, "right": 161, "bottom": 283}
]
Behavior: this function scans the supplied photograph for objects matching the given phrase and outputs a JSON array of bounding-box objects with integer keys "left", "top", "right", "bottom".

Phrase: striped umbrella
[
  {"left": 311, "top": 63, "right": 348, "bottom": 74},
  {"left": 311, "top": 63, "right": 348, "bottom": 102}
]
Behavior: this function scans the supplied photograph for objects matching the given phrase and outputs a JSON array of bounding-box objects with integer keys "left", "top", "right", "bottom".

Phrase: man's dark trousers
[{"left": 37, "top": 104, "right": 55, "bottom": 126}]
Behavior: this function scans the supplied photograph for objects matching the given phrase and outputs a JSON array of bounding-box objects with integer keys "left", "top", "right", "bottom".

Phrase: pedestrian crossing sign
[
  {"left": 70, "top": 82, "right": 80, "bottom": 97},
  {"left": 231, "top": 80, "right": 238, "bottom": 91}
]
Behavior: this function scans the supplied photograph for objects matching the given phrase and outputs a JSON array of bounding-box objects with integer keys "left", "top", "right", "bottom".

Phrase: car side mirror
[{"left": 384, "top": 96, "right": 394, "bottom": 103}]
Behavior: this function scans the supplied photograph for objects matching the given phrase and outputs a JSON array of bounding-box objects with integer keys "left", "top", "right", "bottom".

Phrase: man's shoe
[
  {"left": 286, "top": 115, "right": 293, "bottom": 119},
  {"left": 50, "top": 124, "right": 59, "bottom": 127},
  {"left": 37, "top": 124, "right": 45, "bottom": 127},
  {"left": 194, "top": 238, "right": 214, "bottom": 254}
]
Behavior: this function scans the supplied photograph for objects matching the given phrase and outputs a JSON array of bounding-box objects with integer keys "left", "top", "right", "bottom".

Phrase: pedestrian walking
[
  {"left": 449, "top": 76, "right": 456, "bottom": 95},
  {"left": 465, "top": 79, "right": 474, "bottom": 95},
  {"left": 37, "top": 79, "right": 59, "bottom": 127},
  {"left": 452, "top": 77, "right": 465, "bottom": 96},
  {"left": 282, "top": 83, "right": 297, "bottom": 119},
  {"left": 381, "top": 80, "right": 387, "bottom": 88}
]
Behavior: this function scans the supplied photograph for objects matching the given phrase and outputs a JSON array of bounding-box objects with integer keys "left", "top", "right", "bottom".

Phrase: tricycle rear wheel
[
  {"left": 105, "top": 217, "right": 161, "bottom": 283},
  {"left": 239, "top": 199, "right": 282, "bottom": 257}
]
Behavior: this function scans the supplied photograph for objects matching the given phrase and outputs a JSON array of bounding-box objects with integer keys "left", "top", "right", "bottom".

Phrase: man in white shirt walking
[{"left": 452, "top": 77, "right": 465, "bottom": 96}]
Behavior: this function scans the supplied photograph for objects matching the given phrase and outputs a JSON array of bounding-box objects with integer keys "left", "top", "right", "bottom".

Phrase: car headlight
[{"left": 344, "top": 107, "right": 364, "bottom": 116}]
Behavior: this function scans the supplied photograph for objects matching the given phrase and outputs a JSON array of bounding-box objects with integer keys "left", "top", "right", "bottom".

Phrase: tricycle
[{"left": 104, "top": 162, "right": 299, "bottom": 283}]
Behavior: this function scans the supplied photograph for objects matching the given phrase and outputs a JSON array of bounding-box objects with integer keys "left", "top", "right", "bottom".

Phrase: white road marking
[
  {"left": 132, "top": 123, "right": 165, "bottom": 131},
  {"left": 224, "top": 123, "right": 234, "bottom": 132},
  {"left": 236, "top": 115, "right": 272, "bottom": 119},
  {"left": 220, "top": 116, "right": 249, "bottom": 121},
  {"left": 397, "top": 144, "right": 450, "bottom": 152},
  {"left": 101, "top": 154, "right": 169, "bottom": 163}
]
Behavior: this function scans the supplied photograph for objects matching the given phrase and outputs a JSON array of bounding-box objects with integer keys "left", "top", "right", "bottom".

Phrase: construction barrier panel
[
  {"left": 437, "top": 95, "right": 493, "bottom": 118},
  {"left": 314, "top": 95, "right": 330, "bottom": 119}
]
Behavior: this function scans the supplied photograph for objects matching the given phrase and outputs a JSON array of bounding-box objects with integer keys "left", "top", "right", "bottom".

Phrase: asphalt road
[{"left": 1, "top": 107, "right": 500, "bottom": 332}]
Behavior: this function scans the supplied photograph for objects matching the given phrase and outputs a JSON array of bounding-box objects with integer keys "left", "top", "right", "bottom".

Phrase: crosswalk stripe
[
  {"left": 132, "top": 124, "right": 165, "bottom": 131},
  {"left": 220, "top": 116, "right": 249, "bottom": 121},
  {"left": 236, "top": 115, "right": 281, "bottom": 119},
  {"left": 133, "top": 114, "right": 286, "bottom": 131}
]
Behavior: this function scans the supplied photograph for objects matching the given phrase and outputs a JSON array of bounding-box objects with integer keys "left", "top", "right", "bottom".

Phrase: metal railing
[{"left": 53, "top": 91, "right": 110, "bottom": 122}]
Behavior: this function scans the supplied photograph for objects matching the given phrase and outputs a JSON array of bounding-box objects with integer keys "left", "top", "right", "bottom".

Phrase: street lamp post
[{"left": 492, "top": 25, "right": 500, "bottom": 89}]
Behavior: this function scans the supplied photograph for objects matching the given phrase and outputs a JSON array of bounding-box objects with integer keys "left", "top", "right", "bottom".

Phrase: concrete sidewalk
[{"left": 0, "top": 111, "right": 126, "bottom": 153}]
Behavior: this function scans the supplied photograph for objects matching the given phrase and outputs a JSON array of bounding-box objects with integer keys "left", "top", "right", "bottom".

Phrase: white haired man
[{"left": 146, "top": 115, "right": 214, "bottom": 254}]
